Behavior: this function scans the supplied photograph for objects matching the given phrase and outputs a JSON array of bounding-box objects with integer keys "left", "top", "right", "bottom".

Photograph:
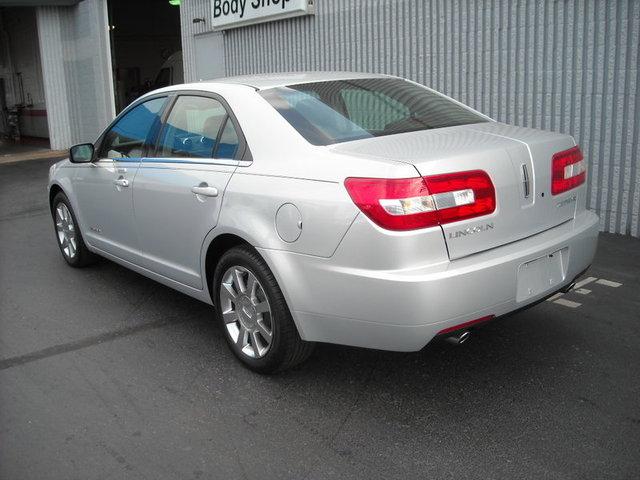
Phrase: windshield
[{"left": 259, "top": 78, "right": 488, "bottom": 146}]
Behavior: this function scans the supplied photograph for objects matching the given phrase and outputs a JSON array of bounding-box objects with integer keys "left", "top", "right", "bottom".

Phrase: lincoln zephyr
[{"left": 48, "top": 72, "right": 598, "bottom": 372}]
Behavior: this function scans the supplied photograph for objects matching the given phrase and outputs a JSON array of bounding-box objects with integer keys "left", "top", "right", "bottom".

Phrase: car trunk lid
[{"left": 331, "top": 122, "right": 579, "bottom": 259}]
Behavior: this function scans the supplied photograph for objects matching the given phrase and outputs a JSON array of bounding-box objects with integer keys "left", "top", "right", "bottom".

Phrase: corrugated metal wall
[{"left": 181, "top": 0, "right": 640, "bottom": 237}]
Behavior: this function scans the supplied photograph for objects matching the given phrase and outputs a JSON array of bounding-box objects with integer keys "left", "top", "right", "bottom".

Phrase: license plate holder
[{"left": 516, "top": 248, "right": 568, "bottom": 302}]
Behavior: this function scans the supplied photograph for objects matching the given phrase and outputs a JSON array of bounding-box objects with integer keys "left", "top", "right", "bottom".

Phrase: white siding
[
  {"left": 37, "top": 0, "right": 115, "bottom": 149},
  {"left": 180, "top": 0, "right": 640, "bottom": 237}
]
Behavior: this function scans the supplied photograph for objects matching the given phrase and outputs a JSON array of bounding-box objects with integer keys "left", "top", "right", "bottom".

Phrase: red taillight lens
[
  {"left": 344, "top": 170, "right": 496, "bottom": 231},
  {"left": 344, "top": 176, "right": 437, "bottom": 230},
  {"left": 551, "top": 146, "right": 586, "bottom": 195},
  {"left": 423, "top": 170, "right": 496, "bottom": 225}
]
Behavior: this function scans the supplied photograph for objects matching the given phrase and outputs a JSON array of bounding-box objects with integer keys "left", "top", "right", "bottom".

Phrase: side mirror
[{"left": 69, "top": 143, "right": 95, "bottom": 163}]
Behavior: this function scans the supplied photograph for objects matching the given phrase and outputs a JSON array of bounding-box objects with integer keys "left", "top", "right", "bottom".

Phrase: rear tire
[
  {"left": 51, "top": 192, "right": 97, "bottom": 267},
  {"left": 213, "top": 245, "right": 314, "bottom": 373}
]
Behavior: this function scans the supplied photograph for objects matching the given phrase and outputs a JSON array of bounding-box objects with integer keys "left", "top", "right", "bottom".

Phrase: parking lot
[{"left": 1, "top": 157, "right": 639, "bottom": 480}]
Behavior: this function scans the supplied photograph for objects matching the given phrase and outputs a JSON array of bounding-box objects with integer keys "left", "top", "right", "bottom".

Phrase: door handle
[
  {"left": 113, "top": 178, "right": 130, "bottom": 188},
  {"left": 191, "top": 185, "right": 219, "bottom": 197}
]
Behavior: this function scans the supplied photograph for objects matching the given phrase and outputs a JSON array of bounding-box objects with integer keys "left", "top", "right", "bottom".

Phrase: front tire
[
  {"left": 213, "top": 245, "right": 314, "bottom": 373},
  {"left": 51, "top": 192, "right": 97, "bottom": 267}
]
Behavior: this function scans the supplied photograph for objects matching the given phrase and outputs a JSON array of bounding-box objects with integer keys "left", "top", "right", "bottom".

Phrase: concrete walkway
[{"left": 0, "top": 139, "right": 66, "bottom": 165}]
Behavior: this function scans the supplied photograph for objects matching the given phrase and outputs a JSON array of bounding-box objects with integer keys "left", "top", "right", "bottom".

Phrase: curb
[{"left": 0, "top": 149, "right": 68, "bottom": 166}]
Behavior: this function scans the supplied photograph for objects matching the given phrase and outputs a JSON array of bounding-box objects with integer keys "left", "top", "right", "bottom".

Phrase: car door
[
  {"left": 132, "top": 93, "right": 246, "bottom": 289},
  {"left": 73, "top": 96, "right": 167, "bottom": 263}
]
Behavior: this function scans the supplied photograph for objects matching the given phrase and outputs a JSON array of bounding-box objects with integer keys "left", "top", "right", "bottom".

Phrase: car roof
[
  {"left": 141, "top": 71, "right": 399, "bottom": 103},
  {"left": 199, "top": 71, "right": 393, "bottom": 90}
]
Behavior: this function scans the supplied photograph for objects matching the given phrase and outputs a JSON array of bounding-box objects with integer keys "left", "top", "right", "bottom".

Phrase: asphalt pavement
[{"left": 1, "top": 158, "right": 639, "bottom": 480}]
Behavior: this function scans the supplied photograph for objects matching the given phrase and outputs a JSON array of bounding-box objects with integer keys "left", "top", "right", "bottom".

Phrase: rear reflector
[
  {"left": 344, "top": 170, "right": 495, "bottom": 231},
  {"left": 437, "top": 315, "right": 496, "bottom": 335},
  {"left": 552, "top": 146, "right": 586, "bottom": 195}
]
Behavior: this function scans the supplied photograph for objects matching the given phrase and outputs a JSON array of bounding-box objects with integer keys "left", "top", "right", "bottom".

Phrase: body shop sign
[{"left": 212, "top": 0, "right": 315, "bottom": 30}]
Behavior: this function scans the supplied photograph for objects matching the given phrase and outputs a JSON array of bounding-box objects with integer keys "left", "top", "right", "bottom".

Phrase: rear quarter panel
[
  {"left": 215, "top": 87, "right": 421, "bottom": 257},
  {"left": 218, "top": 172, "right": 358, "bottom": 257}
]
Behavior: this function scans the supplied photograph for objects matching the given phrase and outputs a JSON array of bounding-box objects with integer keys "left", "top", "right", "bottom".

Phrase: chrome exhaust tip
[
  {"left": 561, "top": 281, "right": 576, "bottom": 293},
  {"left": 445, "top": 330, "right": 471, "bottom": 345}
]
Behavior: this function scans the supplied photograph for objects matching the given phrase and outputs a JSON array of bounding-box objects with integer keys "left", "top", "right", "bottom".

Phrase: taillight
[
  {"left": 551, "top": 146, "right": 586, "bottom": 195},
  {"left": 422, "top": 171, "right": 496, "bottom": 225},
  {"left": 344, "top": 170, "right": 496, "bottom": 231}
]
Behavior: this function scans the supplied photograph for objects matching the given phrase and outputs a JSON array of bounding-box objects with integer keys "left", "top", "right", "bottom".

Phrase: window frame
[{"left": 150, "top": 90, "right": 251, "bottom": 165}]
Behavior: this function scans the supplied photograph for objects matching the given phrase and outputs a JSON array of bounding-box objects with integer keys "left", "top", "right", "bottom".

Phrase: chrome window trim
[
  {"left": 139, "top": 157, "right": 241, "bottom": 167},
  {"left": 86, "top": 156, "right": 250, "bottom": 168}
]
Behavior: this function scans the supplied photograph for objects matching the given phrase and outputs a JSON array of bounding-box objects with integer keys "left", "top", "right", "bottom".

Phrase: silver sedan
[{"left": 48, "top": 72, "right": 599, "bottom": 372}]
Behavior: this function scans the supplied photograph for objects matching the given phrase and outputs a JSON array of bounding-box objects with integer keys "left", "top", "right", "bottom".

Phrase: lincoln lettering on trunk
[{"left": 448, "top": 223, "right": 495, "bottom": 239}]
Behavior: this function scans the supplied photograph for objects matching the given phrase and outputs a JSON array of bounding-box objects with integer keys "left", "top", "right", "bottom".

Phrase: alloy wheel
[
  {"left": 219, "top": 266, "right": 273, "bottom": 358},
  {"left": 55, "top": 203, "right": 77, "bottom": 259}
]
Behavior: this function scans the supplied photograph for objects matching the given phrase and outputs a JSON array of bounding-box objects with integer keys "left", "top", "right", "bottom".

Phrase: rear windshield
[{"left": 259, "top": 78, "right": 488, "bottom": 146}]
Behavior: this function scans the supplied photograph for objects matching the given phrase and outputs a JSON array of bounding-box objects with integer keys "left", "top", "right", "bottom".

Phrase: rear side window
[
  {"left": 216, "top": 118, "right": 240, "bottom": 159},
  {"left": 259, "top": 78, "right": 487, "bottom": 145},
  {"left": 99, "top": 97, "right": 166, "bottom": 159},
  {"left": 157, "top": 95, "right": 239, "bottom": 159}
]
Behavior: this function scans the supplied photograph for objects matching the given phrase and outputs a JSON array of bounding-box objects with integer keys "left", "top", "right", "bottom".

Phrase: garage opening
[
  {"left": 107, "top": 0, "right": 182, "bottom": 113},
  {"left": 0, "top": 7, "right": 50, "bottom": 147}
]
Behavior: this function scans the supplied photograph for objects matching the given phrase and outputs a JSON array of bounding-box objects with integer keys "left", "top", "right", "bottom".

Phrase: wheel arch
[
  {"left": 47, "top": 180, "right": 92, "bottom": 250},
  {"left": 202, "top": 231, "right": 309, "bottom": 342},
  {"left": 48, "top": 183, "right": 64, "bottom": 213},
  {"left": 204, "top": 232, "right": 252, "bottom": 300}
]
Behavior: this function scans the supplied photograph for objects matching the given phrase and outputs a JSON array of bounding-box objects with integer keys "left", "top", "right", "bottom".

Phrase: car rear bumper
[{"left": 258, "top": 210, "right": 599, "bottom": 351}]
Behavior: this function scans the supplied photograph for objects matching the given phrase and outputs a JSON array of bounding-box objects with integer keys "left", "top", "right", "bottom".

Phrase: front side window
[
  {"left": 99, "top": 97, "right": 166, "bottom": 159},
  {"left": 156, "top": 96, "right": 240, "bottom": 159},
  {"left": 259, "top": 78, "right": 488, "bottom": 145}
]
